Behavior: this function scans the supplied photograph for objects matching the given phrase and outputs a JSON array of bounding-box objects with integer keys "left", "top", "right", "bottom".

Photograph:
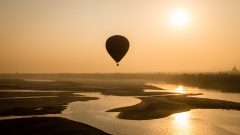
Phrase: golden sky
[{"left": 0, "top": 0, "right": 240, "bottom": 73}]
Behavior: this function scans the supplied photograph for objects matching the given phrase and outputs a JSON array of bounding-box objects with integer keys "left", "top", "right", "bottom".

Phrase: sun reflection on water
[
  {"left": 173, "top": 86, "right": 186, "bottom": 93},
  {"left": 171, "top": 111, "right": 192, "bottom": 134},
  {"left": 172, "top": 111, "right": 190, "bottom": 126}
]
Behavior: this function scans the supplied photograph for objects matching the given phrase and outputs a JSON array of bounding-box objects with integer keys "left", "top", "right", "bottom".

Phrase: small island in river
[{"left": 0, "top": 77, "right": 240, "bottom": 134}]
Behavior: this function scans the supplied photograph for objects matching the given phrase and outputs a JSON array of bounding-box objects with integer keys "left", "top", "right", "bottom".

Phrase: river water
[
  {"left": 1, "top": 83, "right": 240, "bottom": 134},
  {"left": 60, "top": 83, "right": 240, "bottom": 135},
  {"left": 145, "top": 83, "right": 240, "bottom": 103}
]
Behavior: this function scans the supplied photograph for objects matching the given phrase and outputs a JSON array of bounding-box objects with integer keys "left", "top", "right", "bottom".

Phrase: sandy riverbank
[
  {"left": 1, "top": 78, "right": 240, "bottom": 133},
  {"left": 107, "top": 94, "right": 240, "bottom": 120}
]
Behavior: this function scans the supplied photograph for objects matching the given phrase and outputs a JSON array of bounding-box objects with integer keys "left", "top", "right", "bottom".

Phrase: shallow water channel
[
  {"left": 145, "top": 83, "right": 240, "bottom": 103},
  {"left": 1, "top": 83, "right": 240, "bottom": 134},
  {"left": 61, "top": 88, "right": 240, "bottom": 135}
]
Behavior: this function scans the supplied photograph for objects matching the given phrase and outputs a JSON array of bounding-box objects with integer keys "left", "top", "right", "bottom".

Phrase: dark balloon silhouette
[{"left": 106, "top": 35, "right": 129, "bottom": 66}]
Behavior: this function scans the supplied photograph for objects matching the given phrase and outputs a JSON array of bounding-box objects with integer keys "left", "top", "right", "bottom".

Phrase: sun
[{"left": 171, "top": 10, "right": 189, "bottom": 26}]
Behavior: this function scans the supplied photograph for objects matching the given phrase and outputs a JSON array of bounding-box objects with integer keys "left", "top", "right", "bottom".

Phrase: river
[
  {"left": 1, "top": 83, "right": 240, "bottom": 134},
  {"left": 60, "top": 83, "right": 240, "bottom": 135}
]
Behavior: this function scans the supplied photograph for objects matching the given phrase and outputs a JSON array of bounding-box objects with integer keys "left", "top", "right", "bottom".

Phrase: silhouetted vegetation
[
  {"left": 1, "top": 72, "right": 240, "bottom": 92},
  {"left": 161, "top": 73, "right": 240, "bottom": 92}
]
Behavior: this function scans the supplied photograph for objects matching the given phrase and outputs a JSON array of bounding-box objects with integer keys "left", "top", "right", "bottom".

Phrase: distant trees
[
  {"left": 153, "top": 73, "right": 240, "bottom": 92},
  {"left": 1, "top": 72, "right": 240, "bottom": 92}
]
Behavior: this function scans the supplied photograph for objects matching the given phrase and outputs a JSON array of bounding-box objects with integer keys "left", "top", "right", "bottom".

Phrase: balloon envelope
[{"left": 106, "top": 35, "right": 129, "bottom": 66}]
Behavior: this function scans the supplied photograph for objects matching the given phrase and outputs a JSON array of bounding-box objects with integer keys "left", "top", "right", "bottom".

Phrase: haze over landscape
[
  {"left": 1, "top": 1, "right": 240, "bottom": 134},
  {"left": 1, "top": 0, "right": 240, "bottom": 73}
]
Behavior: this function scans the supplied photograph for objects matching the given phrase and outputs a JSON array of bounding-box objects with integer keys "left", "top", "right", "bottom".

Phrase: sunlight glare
[
  {"left": 171, "top": 10, "right": 189, "bottom": 26},
  {"left": 174, "top": 86, "right": 185, "bottom": 93},
  {"left": 173, "top": 111, "right": 190, "bottom": 126},
  {"left": 172, "top": 112, "right": 191, "bottom": 131}
]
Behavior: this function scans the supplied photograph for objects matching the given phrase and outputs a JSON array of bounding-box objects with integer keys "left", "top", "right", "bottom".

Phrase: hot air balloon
[{"left": 106, "top": 35, "right": 129, "bottom": 66}]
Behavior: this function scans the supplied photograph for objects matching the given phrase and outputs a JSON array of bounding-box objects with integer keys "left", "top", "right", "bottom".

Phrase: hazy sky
[{"left": 1, "top": 0, "right": 240, "bottom": 73}]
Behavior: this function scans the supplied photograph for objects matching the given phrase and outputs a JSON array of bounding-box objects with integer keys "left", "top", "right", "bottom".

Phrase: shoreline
[
  {"left": 107, "top": 94, "right": 240, "bottom": 120},
  {"left": 1, "top": 78, "right": 240, "bottom": 133},
  {"left": 0, "top": 117, "right": 110, "bottom": 135}
]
